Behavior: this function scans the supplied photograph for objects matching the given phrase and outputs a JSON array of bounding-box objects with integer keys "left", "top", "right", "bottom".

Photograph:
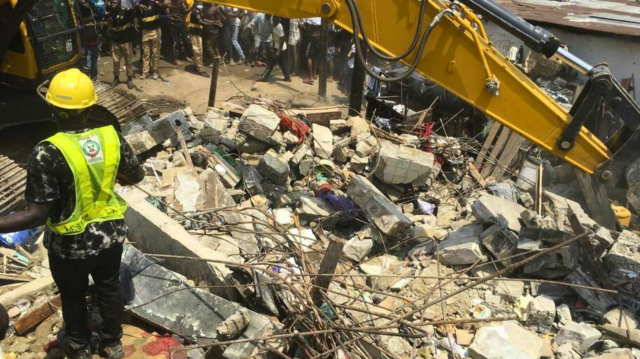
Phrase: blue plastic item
[{"left": 0, "top": 226, "right": 41, "bottom": 248}]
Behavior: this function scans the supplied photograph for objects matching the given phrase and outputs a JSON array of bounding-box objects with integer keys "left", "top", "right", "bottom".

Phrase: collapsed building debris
[{"left": 3, "top": 97, "right": 640, "bottom": 359}]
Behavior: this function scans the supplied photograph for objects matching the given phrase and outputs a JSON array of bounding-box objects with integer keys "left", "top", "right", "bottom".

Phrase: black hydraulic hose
[
  {"left": 345, "top": 0, "right": 453, "bottom": 82},
  {"left": 349, "top": 0, "right": 430, "bottom": 61}
]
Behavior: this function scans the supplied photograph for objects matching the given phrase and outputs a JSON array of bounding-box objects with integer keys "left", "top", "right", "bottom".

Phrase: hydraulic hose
[
  {"left": 349, "top": 0, "right": 430, "bottom": 62},
  {"left": 345, "top": 0, "right": 453, "bottom": 82}
]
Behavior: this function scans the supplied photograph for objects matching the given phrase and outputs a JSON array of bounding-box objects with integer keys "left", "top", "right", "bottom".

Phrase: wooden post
[
  {"left": 311, "top": 229, "right": 346, "bottom": 306},
  {"left": 175, "top": 128, "right": 194, "bottom": 168},
  {"left": 568, "top": 212, "right": 615, "bottom": 289},
  {"left": 348, "top": 46, "right": 368, "bottom": 116},
  {"left": 318, "top": 18, "right": 329, "bottom": 98}
]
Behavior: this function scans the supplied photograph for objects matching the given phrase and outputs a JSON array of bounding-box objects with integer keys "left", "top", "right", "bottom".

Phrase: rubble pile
[{"left": 2, "top": 99, "right": 640, "bottom": 359}]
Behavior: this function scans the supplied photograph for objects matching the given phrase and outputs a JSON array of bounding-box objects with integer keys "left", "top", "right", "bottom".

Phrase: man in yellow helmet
[{"left": 0, "top": 69, "right": 144, "bottom": 359}]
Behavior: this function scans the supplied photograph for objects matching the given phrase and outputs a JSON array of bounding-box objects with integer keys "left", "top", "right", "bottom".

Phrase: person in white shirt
[
  {"left": 260, "top": 17, "right": 291, "bottom": 82},
  {"left": 287, "top": 18, "right": 302, "bottom": 76},
  {"left": 249, "top": 12, "right": 273, "bottom": 65}
]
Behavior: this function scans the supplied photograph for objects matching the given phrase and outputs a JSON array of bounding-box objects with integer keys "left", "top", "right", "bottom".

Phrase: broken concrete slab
[
  {"left": 374, "top": 140, "right": 434, "bottom": 185},
  {"left": 555, "top": 321, "right": 602, "bottom": 353},
  {"left": 312, "top": 124, "right": 333, "bottom": 158},
  {"left": 523, "top": 243, "right": 579, "bottom": 279},
  {"left": 125, "top": 113, "right": 182, "bottom": 155},
  {"left": 439, "top": 223, "right": 488, "bottom": 265},
  {"left": 295, "top": 197, "right": 336, "bottom": 226},
  {"left": 174, "top": 169, "right": 206, "bottom": 213},
  {"left": 480, "top": 224, "right": 518, "bottom": 266},
  {"left": 472, "top": 193, "right": 526, "bottom": 233},
  {"left": 122, "top": 188, "right": 235, "bottom": 299},
  {"left": 347, "top": 175, "right": 412, "bottom": 239},
  {"left": 604, "top": 231, "right": 640, "bottom": 293},
  {"left": 343, "top": 236, "right": 374, "bottom": 262},
  {"left": 350, "top": 155, "right": 369, "bottom": 173},
  {"left": 347, "top": 116, "right": 370, "bottom": 137},
  {"left": 238, "top": 105, "right": 280, "bottom": 143},
  {"left": 468, "top": 321, "right": 544, "bottom": 359},
  {"left": 602, "top": 307, "right": 639, "bottom": 329},
  {"left": 355, "top": 135, "right": 378, "bottom": 158},
  {"left": 565, "top": 269, "right": 616, "bottom": 314},
  {"left": 258, "top": 149, "right": 290, "bottom": 185},
  {"left": 330, "top": 119, "right": 348, "bottom": 133},
  {"left": 526, "top": 295, "right": 555, "bottom": 333},
  {"left": 494, "top": 280, "right": 525, "bottom": 302},
  {"left": 121, "top": 245, "right": 281, "bottom": 359}
]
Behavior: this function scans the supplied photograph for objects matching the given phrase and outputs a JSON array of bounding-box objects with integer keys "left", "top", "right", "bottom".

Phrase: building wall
[{"left": 485, "top": 21, "right": 640, "bottom": 81}]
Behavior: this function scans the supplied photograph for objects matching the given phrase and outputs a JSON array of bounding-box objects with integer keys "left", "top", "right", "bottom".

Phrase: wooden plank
[
  {"left": 467, "top": 162, "right": 487, "bottom": 187},
  {"left": 13, "top": 294, "right": 62, "bottom": 335},
  {"left": 0, "top": 273, "right": 32, "bottom": 282},
  {"left": 481, "top": 127, "right": 512, "bottom": 177},
  {"left": 0, "top": 276, "right": 54, "bottom": 307},
  {"left": 489, "top": 132, "right": 525, "bottom": 180},
  {"left": 311, "top": 230, "right": 346, "bottom": 306},
  {"left": 474, "top": 123, "right": 501, "bottom": 169},
  {"left": 574, "top": 169, "right": 619, "bottom": 230},
  {"left": 175, "top": 129, "right": 194, "bottom": 168}
]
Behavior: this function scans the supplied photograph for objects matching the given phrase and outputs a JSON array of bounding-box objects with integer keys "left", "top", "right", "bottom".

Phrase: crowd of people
[{"left": 76, "top": 0, "right": 359, "bottom": 92}]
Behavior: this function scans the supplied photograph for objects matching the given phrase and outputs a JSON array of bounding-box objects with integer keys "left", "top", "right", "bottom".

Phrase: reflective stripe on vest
[
  {"left": 112, "top": 24, "right": 131, "bottom": 32},
  {"left": 142, "top": 14, "right": 160, "bottom": 22},
  {"left": 43, "top": 126, "right": 127, "bottom": 235}
]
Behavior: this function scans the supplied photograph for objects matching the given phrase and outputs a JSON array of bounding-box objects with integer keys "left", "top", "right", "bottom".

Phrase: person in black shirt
[
  {"left": 0, "top": 69, "right": 144, "bottom": 359},
  {"left": 107, "top": 0, "right": 135, "bottom": 89},
  {"left": 138, "top": 0, "right": 167, "bottom": 79},
  {"left": 78, "top": 0, "right": 101, "bottom": 81}
]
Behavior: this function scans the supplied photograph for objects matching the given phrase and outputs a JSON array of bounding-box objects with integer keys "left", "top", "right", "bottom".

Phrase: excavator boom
[{"left": 204, "top": 0, "right": 640, "bottom": 227}]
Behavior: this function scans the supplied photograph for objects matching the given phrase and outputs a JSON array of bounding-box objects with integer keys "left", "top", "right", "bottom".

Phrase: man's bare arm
[{"left": 0, "top": 202, "right": 51, "bottom": 234}]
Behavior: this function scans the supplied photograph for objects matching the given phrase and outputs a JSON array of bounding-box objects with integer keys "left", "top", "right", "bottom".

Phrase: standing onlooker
[
  {"left": 260, "top": 16, "right": 290, "bottom": 82},
  {"left": 202, "top": 3, "right": 222, "bottom": 66},
  {"left": 167, "top": 0, "right": 192, "bottom": 64},
  {"left": 219, "top": 7, "right": 245, "bottom": 65},
  {"left": 303, "top": 17, "right": 321, "bottom": 85},
  {"left": 327, "top": 25, "right": 341, "bottom": 82},
  {"left": 287, "top": 18, "right": 301, "bottom": 76},
  {"left": 185, "top": 0, "right": 212, "bottom": 77},
  {"left": 249, "top": 13, "right": 273, "bottom": 66},
  {"left": 107, "top": 0, "right": 135, "bottom": 89},
  {"left": 138, "top": 0, "right": 166, "bottom": 79},
  {"left": 79, "top": 0, "right": 100, "bottom": 81}
]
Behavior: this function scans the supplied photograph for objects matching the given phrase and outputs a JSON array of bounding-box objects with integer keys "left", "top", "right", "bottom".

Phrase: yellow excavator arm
[
  {"left": 204, "top": 0, "right": 615, "bottom": 173},
  {"left": 205, "top": 0, "right": 640, "bottom": 227}
]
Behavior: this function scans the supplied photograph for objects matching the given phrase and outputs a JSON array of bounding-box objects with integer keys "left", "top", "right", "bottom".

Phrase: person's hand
[{"left": 138, "top": 4, "right": 149, "bottom": 11}]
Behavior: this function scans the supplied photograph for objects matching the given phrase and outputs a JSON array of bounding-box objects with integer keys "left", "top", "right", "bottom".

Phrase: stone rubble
[{"left": 8, "top": 100, "right": 639, "bottom": 359}]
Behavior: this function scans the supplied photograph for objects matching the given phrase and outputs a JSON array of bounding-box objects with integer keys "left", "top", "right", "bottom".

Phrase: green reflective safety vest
[{"left": 43, "top": 126, "right": 128, "bottom": 235}]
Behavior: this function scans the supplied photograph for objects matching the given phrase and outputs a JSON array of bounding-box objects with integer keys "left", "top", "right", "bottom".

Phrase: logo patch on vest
[{"left": 79, "top": 136, "right": 104, "bottom": 164}]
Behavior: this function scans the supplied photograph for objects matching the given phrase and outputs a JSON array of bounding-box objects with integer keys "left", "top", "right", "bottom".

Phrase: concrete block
[
  {"left": 343, "top": 236, "right": 374, "bottom": 262},
  {"left": 220, "top": 122, "right": 239, "bottom": 150},
  {"left": 472, "top": 193, "right": 526, "bottom": 233},
  {"left": 355, "top": 135, "right": 378, "bottom": 158},
  {"left": 494, "top": 280, "right": 525, "bottom": 302},
  {"left": 526, "top": 295, "right": 555, "bottom": 333},
  {"left": 469, "top": 321, "right": 544, "bottom": 359},
  {"left": 330, "top": 119, "right": 348, "bottom": 133},
  {"left": 241, "top": 166, "right": 263, "bottom": 194},
  {"left": 296, "top": 197, "right": 336, "bottom": 225},
  {"left": 480, "top": 224, "right": 519, "bottom": 266},
  {"left": 350, "top": 155, "right": 369, "bottom": 173},
  {"left": 274, "top": 191, "right": 312, "bottom": 208},
  {"left": 347, "top": 116, "right": 370, "bottom": 137},
  {"left": 557, "top": 304, "right": 572, "bottom": 326},
  {"left": 439, "top": 223, "right": 488, "bottom": 265},
  {"left": 239, "top": 105, "right": 280, "bottom": 143},
  {"left": 312, "top": 124, "right": 333, "bottom": 158},
  {"left": 556, "top": 322, "right": 602, "bottom": 352},
  {"left": 122, "top": 188, "right": 235, "bottom": 298},
  {"left": 258, "top": 149, "right": 290, "bottom": 185},
  {"left": 125, "top": 114, "right": 180, "bottom": 154},
  {"left": 347, "top": 175, "right": 412, "bottom": 239},
  {"left": 237, "top": 133, "right": 269, "bottom": 153},
  {"left": 602, "top": 307, "right": 639, "bottom": 329},
  {"left": 604, "top": 231, "right": 640, "bottom": 294},
  {"left": 283, "top": 131, "right": 299, "bottom": 146},
  {"left": 174, "top": 169, "right": 205, "bottom": 212},
  {"left": 374, "top": 140, "right": 434, "bottom": 185}
]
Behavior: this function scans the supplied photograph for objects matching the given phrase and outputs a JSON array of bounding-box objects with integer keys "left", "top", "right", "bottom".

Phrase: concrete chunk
[
  {"left": 602, "top": 307, "right": 639, "bottom": 329},
  {"left": 526, "top": 295, "right": 555, "bottom": 333},
  {"left": 239, "top": 105, "right": 280, "bottom": 143},
  {"left": 312, "top": 124, "right": 333, "bottom": 158},
  {"left": 439, "top": 223, "right": 488, "bottom": 265},
  {"left": 125, "top": 114, "right": 180, "bottom": 154},
  {"left": 556, "top": 322, "right": 602, "bottom": 352},
  {"left": 343, "top": 236, "right": 374, "bottom": 262},
  {"left": 480, "top": 224, "right": 519, "bottom": 266},
  {"left": 347, "top": 116, "right": 370, "bottom": 137},
  {"left": 604, "top": 231, "right": 640, "bottom": 293},
  {"left": 296, "top": 197, "right": 336, "bottom": 225},
  {"left": 374, "top": 140, "right": 434, "bottom": 185},
  {"left": 469, "top": 321, "right": 544, "bottom": 359},
  {"left": 347, "top": 175, "right": 412, "bottom": 239},
  {"left": 472, "top": 193, "right": 526, "bottom": 232},
  {"left": 258, "top": 149, "right": 290, "bottom": 185}
]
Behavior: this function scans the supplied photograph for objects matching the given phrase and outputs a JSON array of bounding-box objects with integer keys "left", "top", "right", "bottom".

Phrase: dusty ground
[{"left": 97, "top": 54, "right": 349, "bottom": 115}]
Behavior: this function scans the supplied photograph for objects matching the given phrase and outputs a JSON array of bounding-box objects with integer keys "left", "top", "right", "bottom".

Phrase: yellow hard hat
[{"left": 45, "top": 68, "right": 97, "bottom": 110}]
